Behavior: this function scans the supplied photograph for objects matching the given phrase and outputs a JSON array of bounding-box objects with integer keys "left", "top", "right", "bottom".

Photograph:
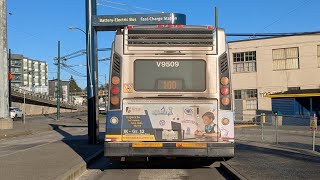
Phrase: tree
[{"left": 69, "top": 76, "right": 82, "bottom": 92}]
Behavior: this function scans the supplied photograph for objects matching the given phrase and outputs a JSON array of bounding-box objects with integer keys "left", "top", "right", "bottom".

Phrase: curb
[
  {"left": 236, "top": 140, "right": 320, "bottom": 157},
  {"left": 56, "top": 149, "right": 104, "bottom": 180},
  {"left": 220, "top": 161, "right": 247, "bottom": 180}
]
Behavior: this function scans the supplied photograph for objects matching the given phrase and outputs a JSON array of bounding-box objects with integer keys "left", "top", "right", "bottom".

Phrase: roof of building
[
  {"left": 228, "top": 31, "right": 320, "bottom": 43},
  {"left": 266, "top": 89, "right": 320, "bottom": 98}
]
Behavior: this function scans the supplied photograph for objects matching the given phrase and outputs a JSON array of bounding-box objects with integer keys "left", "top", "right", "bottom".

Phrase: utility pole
[
  {"left": 0, "top": 0, "right": 13, "bottom": 129},
  {"left": 105, "top": 74, "right": 107, "bottom": 110},
  {"left": 56, "top": 41, "right": 61, "bottom": 121},
  {"left": 8, "top": 48, "right": 11, "bottom": 107}
]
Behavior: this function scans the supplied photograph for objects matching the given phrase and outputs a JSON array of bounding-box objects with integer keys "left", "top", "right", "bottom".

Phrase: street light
[{"left": 68, "top": 26, "right": 86, "bottom": 35}]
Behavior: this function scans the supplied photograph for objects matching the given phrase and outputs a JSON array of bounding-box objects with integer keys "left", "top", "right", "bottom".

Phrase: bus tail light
[
  {"left": 111, "top": 86, "right": 120, "bottom": 95},
  {"left": 219, "top": 53, "right": 232, "bottom": 110},
  {"left": 110, "top": 96, "right": 120, "bottom": 105},
  {"left": 109, "top": 53, "right": 122, "bottom": 110},
  {"left": 220, "top": 87, "right": 229, "bottom": 95},
  {"left": 220, "top": 77, "right": 229, "bottom": 85},
  {"left": 207, "top": 26, "right": 214, "bottom": 30},
  {"left": 221, "top": 97, "right": 230, "bottom": 106}
]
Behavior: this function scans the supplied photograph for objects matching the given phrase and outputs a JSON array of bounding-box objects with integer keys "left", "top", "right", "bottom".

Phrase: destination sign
[{"left": 92, "top": 13, "right": 186, "bottom": 30}]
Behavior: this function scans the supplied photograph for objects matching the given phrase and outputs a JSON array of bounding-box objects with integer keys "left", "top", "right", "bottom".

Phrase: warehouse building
[{"left": 228, "top": 33, "right": 320, "bottom": 121}]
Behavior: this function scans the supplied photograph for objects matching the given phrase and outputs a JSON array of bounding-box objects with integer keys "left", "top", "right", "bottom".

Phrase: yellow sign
[
  {"left": 176, "top": 143, "right": 207, "bottom": 148},
  {"left": 132, "top": 142, "right": 163, "bottom": 148},
  {"left": 124, "top": 84, "right": 134, "bottom": 93},
  {"left": 310, "top": 116, "right": 317, "bottom": 131}
]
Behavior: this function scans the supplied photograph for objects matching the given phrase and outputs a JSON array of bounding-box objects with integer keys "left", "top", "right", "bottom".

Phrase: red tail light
[
  {"left": 221, "top": 87, "right": 230, "bottom": 95},
  {"left": 168, "top": 24, "right": 174, "bottom": 28},
  {"left": 127, "top": 25, "right": 133, "bottom": 29},
  {"left": 111, "top": 86, "right": 120, "bottom": 95}
]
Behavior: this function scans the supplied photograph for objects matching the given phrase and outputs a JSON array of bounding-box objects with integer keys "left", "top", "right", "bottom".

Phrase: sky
[{"left": 6, "top": 0, "right": 320, "bottom": 88}]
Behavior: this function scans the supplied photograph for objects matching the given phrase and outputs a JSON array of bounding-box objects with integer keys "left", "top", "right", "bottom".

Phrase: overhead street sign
[{"left": 92, "top": 13, "right": 186, "bottom": 30}]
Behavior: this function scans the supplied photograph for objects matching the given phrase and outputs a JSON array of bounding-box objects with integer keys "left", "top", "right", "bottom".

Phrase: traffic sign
[
  {"left": 310, "top": 116, "right": 317, "bottom": 131},
  {"left": 8, "top": 73, "right": 13, "bottom": 80}
]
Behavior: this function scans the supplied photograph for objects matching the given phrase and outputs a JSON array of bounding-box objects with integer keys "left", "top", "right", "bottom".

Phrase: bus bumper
[{"left": 104, "top": 142, "right": 234, "bottom": 158}]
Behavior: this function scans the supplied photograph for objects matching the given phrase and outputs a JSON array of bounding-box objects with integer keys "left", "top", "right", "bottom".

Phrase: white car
[
  {"left": 98, "top": 106, "right": 106, "bottom": 114},
  {"left": 10, "top": 107, "right": 24, "bottom": 120}
]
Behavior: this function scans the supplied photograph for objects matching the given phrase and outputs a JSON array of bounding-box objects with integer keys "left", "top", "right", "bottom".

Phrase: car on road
[
  {"left": 98, "top": 106, "right": 106, "bottom": 114},
  {"left": 10, "top": 107, "right": 24, "bottom": 120}
]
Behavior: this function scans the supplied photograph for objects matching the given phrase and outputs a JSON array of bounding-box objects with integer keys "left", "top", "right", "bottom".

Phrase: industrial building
[{"left": 228, "top": 33, "right": 320, "bottom": 121}]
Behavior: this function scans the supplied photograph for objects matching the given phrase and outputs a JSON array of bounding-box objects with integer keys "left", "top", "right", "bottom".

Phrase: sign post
[{"left": 310, "top": 114, "right": 317, "bottom": 151}]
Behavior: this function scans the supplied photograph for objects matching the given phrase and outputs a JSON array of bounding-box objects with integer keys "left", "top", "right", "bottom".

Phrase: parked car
[
  {"left": 98, "top": 106, "right": 106, "bottom": 114},
  {"left": 10, "top": 107, "right": 24, "bottom": 120}
]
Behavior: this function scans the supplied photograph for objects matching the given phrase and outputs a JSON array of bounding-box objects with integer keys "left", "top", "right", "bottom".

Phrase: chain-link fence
[{"left": 235, "top": 113, "right": 320, "bottom": 152}]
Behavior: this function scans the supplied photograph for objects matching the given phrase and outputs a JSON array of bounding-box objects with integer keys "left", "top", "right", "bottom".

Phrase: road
[{"left": 77, "top": 157, "right": 231, "bottom": 180}]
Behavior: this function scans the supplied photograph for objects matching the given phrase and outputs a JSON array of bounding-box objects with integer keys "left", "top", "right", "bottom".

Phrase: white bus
[{"left": 105, "top": 25, "right": 234, "bottom": 162}]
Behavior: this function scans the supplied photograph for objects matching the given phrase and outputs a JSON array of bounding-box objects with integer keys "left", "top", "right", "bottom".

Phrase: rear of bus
[{"left": 105, "top": 25, "right": 234, "bottom": 160}]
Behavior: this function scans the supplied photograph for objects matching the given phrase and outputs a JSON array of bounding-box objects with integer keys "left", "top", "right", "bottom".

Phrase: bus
[{"left": 105, "top": 25, "right": 234, "bottom": 162}]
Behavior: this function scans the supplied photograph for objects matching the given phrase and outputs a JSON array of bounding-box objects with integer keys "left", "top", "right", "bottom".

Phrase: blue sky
[{"left": 7, "top": 0, "right": 319, "bottom": 88}]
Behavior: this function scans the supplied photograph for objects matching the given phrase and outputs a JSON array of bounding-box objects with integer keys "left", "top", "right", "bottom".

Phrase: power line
[
  {"left": 99, "top": 0, "right": 163, "bottom": 13},
  {"left": 97, "top": 3, "right": 140, "bottom": 13},
  {"left": 261, "top": 0, "right": 313, "bottom": 32}
]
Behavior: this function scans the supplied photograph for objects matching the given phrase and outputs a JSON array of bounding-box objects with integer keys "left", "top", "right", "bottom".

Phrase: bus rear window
[{"left": 134, "top": 60, "right": 206, "bottom": 92}]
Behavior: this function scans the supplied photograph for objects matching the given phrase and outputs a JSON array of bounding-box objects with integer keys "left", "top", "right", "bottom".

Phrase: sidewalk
[
  {"left": 226, "top": 141, "right": 320, "bottom": 180},
  {"left": 0, "top": 113, "right": 104, "bottom": 180}
]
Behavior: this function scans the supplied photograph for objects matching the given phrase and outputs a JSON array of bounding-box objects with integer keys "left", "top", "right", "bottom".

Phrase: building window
[
  {"left": 246, "top": 99, "right": 257, "bottom": 110},
  {"left": 234, "top": 89, "right": 258, "bottom": 110},
  {"left": 234, "top": 90, "right": 242, "bottom": 99},
  {"left": 317, "top": 45, "right": 320, "bottom": 67},
  {"left": 272, "top": 47, "right": 299, "bottom": 70},
  {"left": 233, "top": 51, "right": 256, "bottom": 73}
]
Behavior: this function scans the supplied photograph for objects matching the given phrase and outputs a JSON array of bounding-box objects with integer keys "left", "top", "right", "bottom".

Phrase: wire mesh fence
[{"left": 235, "top": 113, "right": 320, "bottom": 152}]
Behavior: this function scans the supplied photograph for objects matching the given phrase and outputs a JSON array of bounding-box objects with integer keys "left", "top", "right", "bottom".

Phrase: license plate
[{"left": 162, "top": 130, "right": 178, "bottom": 140}]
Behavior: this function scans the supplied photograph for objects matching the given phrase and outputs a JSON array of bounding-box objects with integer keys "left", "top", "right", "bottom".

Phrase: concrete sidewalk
[
  {"left": 0, "top": 113, "right": 104, "bottom": 180},
  {"left": 226, "top": 141, "right": 320, "bottom": 180}
]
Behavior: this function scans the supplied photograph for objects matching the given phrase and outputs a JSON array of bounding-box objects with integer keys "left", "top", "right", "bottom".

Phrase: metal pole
[
  {"left": 215, "top": 7, "right": 218, "bottom": 54},
  {"left": 312, "top": 114, "right": 316, "bottom": 151},
  {"left": 86, "top": 0, "right": 99, "bottom": 144},
  {"left": 8, "top": 48, "right": 11, "bottom": 107},
  {"left": 57, "top": 41, "right": 61, "bottom": 121},
  {"left": 275, "top": 113, "right": 278, "bottom": 144},
  {"left": 105, "top": 74, "right": 107, "bottom": 111},
  {"left": 23, "top": 91, "right": 25, "bottom": 124},
  {"left": 261, "top": 113, "right": 264, "bottom": 140}
]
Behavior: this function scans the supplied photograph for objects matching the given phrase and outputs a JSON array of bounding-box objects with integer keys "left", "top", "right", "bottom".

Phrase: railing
[
  {"left": 11, "top": 86, "right": 77, "bottom": 108},
  {"left": 235, "top": 113, "right": 319, "bottom": 152}
]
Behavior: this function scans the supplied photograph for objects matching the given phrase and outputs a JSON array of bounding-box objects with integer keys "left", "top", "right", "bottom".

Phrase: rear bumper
[{"left": 104, "top": 142, "right": 234, "bottom": 158}]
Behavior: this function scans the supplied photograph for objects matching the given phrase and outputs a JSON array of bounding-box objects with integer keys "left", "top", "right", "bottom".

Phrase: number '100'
[{"left": 163, "top": 81, "right": 177, "bottom": 89}]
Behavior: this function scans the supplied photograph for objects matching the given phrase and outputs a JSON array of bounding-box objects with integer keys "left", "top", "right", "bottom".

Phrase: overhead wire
[
  {"left": 260, "top": 0, "right": 313, "bottom": 32},
  {"left": 99, "top": 0, "right": 163, "bottom": 13}
]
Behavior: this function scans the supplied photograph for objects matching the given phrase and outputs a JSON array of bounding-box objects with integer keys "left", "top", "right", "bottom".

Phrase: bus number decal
[{"left": 156, "top": 61, "right": 179, "bottom": 68}]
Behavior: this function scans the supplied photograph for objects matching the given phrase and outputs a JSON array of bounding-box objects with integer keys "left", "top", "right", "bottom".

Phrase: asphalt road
[{"left": 77, "top": 157, "right": 231, "bottom": 180}]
